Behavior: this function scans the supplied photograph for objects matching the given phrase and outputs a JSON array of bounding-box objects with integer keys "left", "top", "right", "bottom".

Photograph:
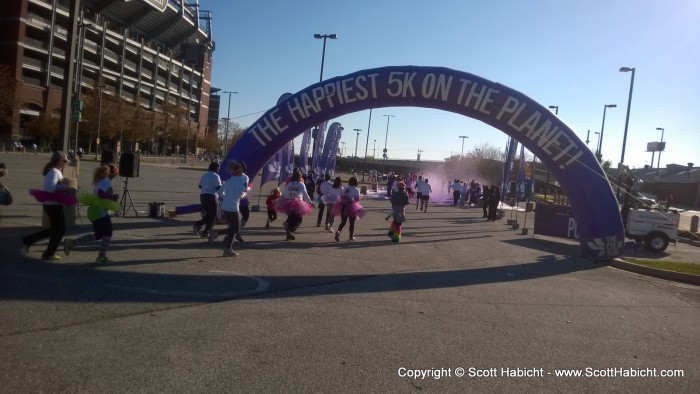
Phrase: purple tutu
[
  {"left": 29, "top": 189, "right": 77, "bottom": 205},
  {"left": 275, "top": 197, "right": 312, "bottom": 216},
  {"left": 331, "top": 201, "right": 366, "bottom": 219}
]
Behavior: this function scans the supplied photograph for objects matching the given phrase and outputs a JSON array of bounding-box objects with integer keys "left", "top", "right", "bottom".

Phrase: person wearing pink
[
  {"left": 277, "top": 169, "right": 314, "bottom": 240},
  {"left": 333, "top": 176, "right": 366, "bottom": 242},
  {"left": 321, "top": 177, "right": 343, "bottom": 233}
]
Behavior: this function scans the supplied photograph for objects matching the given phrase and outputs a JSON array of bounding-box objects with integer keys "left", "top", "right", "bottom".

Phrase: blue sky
[{"left": 204, "top": 0, "right": 699, "bottom": 169}]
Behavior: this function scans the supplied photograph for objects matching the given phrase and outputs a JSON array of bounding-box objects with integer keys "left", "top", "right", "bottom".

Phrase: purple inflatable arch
[{"left": 222, "top": 66, "right": 624, "bottom": 259}]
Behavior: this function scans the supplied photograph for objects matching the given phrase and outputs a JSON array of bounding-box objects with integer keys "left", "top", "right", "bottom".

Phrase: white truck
[{"left": 624, "top": 207, "right": 680, "bottom": 253}]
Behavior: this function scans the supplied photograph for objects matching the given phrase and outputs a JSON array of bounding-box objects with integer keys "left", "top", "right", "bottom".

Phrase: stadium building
[{"left": 0, "top": 0, "right": 219, "bottom": 155}]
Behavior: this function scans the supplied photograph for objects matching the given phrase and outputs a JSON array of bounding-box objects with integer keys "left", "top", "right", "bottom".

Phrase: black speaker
[
  {"left": 119, "top": 152, "right": 140, "bottom": 177},
  {"left": 100, "top": 150, "right": 115, "bottom": 166}
]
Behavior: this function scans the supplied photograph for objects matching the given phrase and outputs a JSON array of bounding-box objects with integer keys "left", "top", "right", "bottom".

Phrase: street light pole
[
  {"left": 619, "top": 67, "right": 636, "bottom": 165},
  {"left": 656, "top": 127, "right": 665, "bottom": 175},
  {"left": 353, "top": 128, "right": 362, "bottom": 171},
  {"left": 362, "top": 109, "right": 372, "bottom": 181},
  {"left": 382, "top": 114, "right": 395, "bottom": 178},
  {"left": 94, "top": 84, "right": 105, "bottom": 159},
  {"left": 222, "top": 90, "right": 238, "bottom": 154},
  {"left": 312, "top": 33, "right": 337, "bottom": 166},
  {"left": 314, "top": 33, "right": 337, "bottom": 82},
  {"left": 459, "top": 135, "right": 468, "bottom": 157},
  {"left": 597, "top": 104, "right": 617, "bottom": 160},
  {"left": 543, "top": 105, "right": 559, "bottom": 201}
]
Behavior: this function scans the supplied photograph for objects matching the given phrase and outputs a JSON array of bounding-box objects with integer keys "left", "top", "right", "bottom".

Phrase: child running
[
  {"left": 265, "top": 188, "right": 281, "bottom": 228},
  {"left": 65, "top": 164, "right": 119, "bottom": 262}
]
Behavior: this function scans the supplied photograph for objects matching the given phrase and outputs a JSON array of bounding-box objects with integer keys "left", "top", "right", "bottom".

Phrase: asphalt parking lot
[{"left": 1, "top": 152, "right": 698, "bottom": 392}]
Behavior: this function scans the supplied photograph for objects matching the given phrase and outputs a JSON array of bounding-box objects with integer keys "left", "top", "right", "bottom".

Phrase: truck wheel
[{"left": 643, "top": 232, "right": 669, "bottom": 253}]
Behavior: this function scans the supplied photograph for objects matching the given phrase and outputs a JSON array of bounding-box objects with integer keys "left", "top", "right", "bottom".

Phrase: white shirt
[
  {"left": 218, "top": 174, "right": 249, "bottom": 212},
  {"left": 319, "top": 180, "right": 333, "bottom": 196},
  {"left": 284, "top": 181, "right": 313, "bottom": 203},
  {"left": 43, "top": 168, "right": 65, "bottom": 206},
  {"left": 341, "top": 185, "right": 361, "bottom": 202},
  {"left": 322, "top": 185, "right": 343, "bottom": 204},
  {"left": 418, "top": 181, "right": 432, "bottom": 195},
  {"left": 199, "top": 171, "right": 222, "bottom": 195}
]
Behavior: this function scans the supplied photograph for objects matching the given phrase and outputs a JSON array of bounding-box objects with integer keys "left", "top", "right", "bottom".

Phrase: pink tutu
[
  {"left": 275, "top": 197, "right": 312, "bottom": 216},
  {"left": 29, "top": 189, "right": 77, "bottom": 205},
  {"left": 331, "top": 201, "right": 366, "bottom": 219}
]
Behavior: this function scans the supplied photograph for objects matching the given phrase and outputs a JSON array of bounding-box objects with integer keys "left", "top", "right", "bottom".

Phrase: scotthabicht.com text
[{"left": 397, "top": 367, "right": 685, "bottom": 380}]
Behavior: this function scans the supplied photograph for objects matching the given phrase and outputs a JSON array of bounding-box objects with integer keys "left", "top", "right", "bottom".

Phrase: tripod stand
[{"left": 117, "top": 177, "right": 139, "bottom": 217}]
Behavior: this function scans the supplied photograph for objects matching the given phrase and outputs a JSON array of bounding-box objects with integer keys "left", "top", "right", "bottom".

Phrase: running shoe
[
  {"left": 64, "top": 238, "right": 75, "bottom": 256},
  {"left": 208, "top": 230, "right": 218, "bottom": 245},
  {"left": 223, "top": 249, "right": 239, "bottom": 257}
]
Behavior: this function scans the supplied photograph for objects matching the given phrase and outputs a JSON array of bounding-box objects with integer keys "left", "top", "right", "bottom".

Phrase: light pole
[
  {"left": 619, "top": 67, "right": 635, "bottom": 165},
  {"left": 382, "top": 114, "right": 395, "bottom": 178},
  {"left": 312, "top": 33, "right": 337, "bottom": 166},
  {"left": 596, "top": 104, "right": 617, "bottom": 160},
  {"left": 314, "top": 33, "right": 337, "bottom": 82},
  {"left": 222, "top": 90, "right": 238, "bottom": 154},
  {"left": 656, "top": 127, "right": 665, "bottom": 175},
  {"left": 373, "top": 139, "right": 376, "bottom": 159},
  {"left": 543, "top": 105, "right": 559, "bottom": 201},
  {"left": 353, "top": 128, "right": 362, "bottom": 171},
  {"left": 594, "top": 132, "right": 601, "bottom": 152},
  {"left": 362, "top": 109, "right": 373, "bottom": 181},
  {"left": 459, "top": 135, "right": 468, "bottom": 157},
  {"left": 94, "top": 84, "right": 105, "bottom": 159}
]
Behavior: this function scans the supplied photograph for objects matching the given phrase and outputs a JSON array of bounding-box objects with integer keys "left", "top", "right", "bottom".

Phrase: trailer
[{"left": 624, "top": 208, "right": 680, "bottom": 253}]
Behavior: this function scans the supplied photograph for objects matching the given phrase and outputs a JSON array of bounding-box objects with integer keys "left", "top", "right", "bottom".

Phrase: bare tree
[
  {"left": 0, "top": 64, "right": 17, "bottom": 127},
  {"left": 25, "top": 112, "right": 60, "bottom": 145}
]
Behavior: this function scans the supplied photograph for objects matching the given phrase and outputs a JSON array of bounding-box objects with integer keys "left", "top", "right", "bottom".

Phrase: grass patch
[{"left": 621, "top": 258, "right": 700, "bottom": 276}]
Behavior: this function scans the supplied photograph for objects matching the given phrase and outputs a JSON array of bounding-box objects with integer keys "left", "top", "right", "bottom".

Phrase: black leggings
[
  {"left": 267, "top": 209, "right": 277, "bottom": 221},
  {"left": 23, "top": 205, "right": 65, "bottom": 258},
  {"left": 239, "top": 205, "right": 250, "bottom": 223},
  {"left": 337, "top": 215, "right": 356, "bottom": 237},
  {"left": 287, "top": 213, "right": 303, "bottom": 233},
  {"left": 316, "top": 201, "right": 326, "bottom": 225},
  {"left": 223, "top": 211, "right": 240, "bottom": 249},
  {"left": 195, "top": 194, "right": 218, "bottom": 234}
]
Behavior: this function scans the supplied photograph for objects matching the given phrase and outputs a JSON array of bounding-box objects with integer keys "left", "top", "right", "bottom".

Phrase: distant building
[
  {"left": 633, "top": 164, "right": 700, "bottom": 208},
  {"left": 0, "top": 0, "right": 219, "bottom": 153}
]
